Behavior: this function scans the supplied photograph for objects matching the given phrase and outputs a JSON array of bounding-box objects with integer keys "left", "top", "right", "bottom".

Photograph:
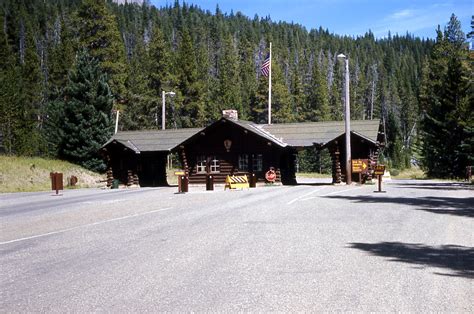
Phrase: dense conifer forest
[{"left": 0, "top": 0, "right": 471, "bottom": 177}]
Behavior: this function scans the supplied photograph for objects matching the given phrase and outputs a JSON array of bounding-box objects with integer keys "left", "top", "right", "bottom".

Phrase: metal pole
[
  {"left": 162, "top": 90, "right": 165, "bottom": 130},
  {"left": 344, "top": 58, "right": 352, "bottom": 184},
  {"left": 268, "top": 42, "right": 272, "bottom": 125},
  {"left": 114, "top": 110, "right": 119, "bottom": 134}
]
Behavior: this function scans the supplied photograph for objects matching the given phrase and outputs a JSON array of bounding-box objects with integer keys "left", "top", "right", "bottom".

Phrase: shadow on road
[
  {"left": 392, "top": 181, "right": 473, "bottom": 191},
  {"left": 325, "top": 194, "right": 473, "bottom": 218},
  {"left": 295, "top": 183, "right": 333, "bottom": 186},
  {"left": 348, "top": 242, "right": 474, "bottom": 278}
]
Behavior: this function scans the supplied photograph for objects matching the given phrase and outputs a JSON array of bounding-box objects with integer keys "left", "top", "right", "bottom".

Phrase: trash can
[
  {"left": 249, "top": 173, "right": 257, "bottom": 188},
  {"left": 179, "top": 175, "right": 188, "bottom": 193},
  {"left": 206, "top": 174, "right": 214, "bottom": 191},
  {"left": 112, "top": 179, "right": 120, "bottom": 189}
]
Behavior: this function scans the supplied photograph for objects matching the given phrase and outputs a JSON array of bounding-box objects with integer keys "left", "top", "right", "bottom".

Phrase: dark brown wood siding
[
  {"left": 102, "top": 142, "right": 168, "bottom": 187},
  {"left": 177, "top": 120, "right": 296, "bottom": 184}
]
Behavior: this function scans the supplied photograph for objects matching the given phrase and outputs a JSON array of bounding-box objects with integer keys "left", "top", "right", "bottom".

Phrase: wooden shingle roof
[
  {"left": 101, "top": 119, "right": 382, "bottom": 153},
  {"left": 262, "top": 120, "right": 381, "bottom": 147},
  {"left": 102, "top": 128, "right": 202, "bottom": 152}
]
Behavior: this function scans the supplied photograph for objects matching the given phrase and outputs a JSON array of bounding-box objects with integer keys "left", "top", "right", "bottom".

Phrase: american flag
[{"left": 260, "top": 53, "right": 270, "bottom": 77}]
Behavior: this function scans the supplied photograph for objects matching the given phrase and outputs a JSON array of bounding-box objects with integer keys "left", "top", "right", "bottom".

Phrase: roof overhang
[
  {"left": 171, "top": 117, "right": 288, "bottom": 151},
  {"left": 101, "top": 139, "right": 141, "bottom": 154},
  {"left": 320, "top": 131, "right": 378, "bottom": 149}
]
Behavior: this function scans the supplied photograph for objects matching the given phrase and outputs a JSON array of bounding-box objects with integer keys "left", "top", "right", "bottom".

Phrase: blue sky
[{"left": 150, "top": 0, "right": 472, "bottom": 39}]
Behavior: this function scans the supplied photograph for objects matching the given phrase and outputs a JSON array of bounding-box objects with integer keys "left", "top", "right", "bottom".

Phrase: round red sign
[{"left": 265, "top": 169, "right": 276, "bottom": 182}]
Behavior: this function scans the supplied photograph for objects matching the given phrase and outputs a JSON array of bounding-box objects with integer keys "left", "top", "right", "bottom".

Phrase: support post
[
  {"left": 344, "top": 58, "right": 352, "bottom": 184},
  {"left": 374, "top": 174, "right": 386, "bottom": 193},
  {"left": 162, "top": 91, "right": 165, "bottom": 130}
]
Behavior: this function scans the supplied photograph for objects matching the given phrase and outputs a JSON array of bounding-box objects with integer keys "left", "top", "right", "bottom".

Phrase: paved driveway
[{"left": 1, "top": 180, "right": 472, "bottom": 311}]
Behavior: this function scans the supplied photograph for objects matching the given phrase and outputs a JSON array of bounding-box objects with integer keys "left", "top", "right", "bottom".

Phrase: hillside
[
  {"left": 0, "top": 156, "right": 105, "bottom": 193},
  {"left": 0, "top": 1, "right": 471, "bottom": 178}
]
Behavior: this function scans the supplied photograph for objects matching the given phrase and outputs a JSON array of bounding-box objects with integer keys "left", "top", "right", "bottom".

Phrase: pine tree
[
  {"left": 289, "top": 61, "right": 305, "bottom": 121},
  {"left": 57, "top": 49, "right": 114, "bottom": 171},
  {"left": 251, "top": 74, "right": 270, "bottom": 124},
  {"left": 123, "top": 38, "right": 155, "bottom": 130},
  {"left": 76, "top": 0, "right": 127, "bottom": 99},
  {"left": 306, "top": 58, "right": 330, "bottom": 121},
  {"left": 216, "top": 33, "right": 242, "bottom": 116},
  {"left": 0, "top": 14, "right": 22, "bottom": 154},
  {"left": 148, "top": 26, "right": 171, "bottom": 96},
  {"left": 271, "top": 60, "right": 294, "bottom": 123},
  {"left": 15, "top": 19, "right": 44, "bottom": 155},
  {"left": 329, "top": 59, "right": 343, "bottom": 121},
  {"left": 420, "top": 15, "right": 472, "bottom": 178},
  {"left": 175, "top": 29, "right": 205, "bottom": 127},
  {"left": 47, "top": 15, "right": 75, "bottom": 99},
  {"left": 237, "top": 37, "right": 257, "bottom": 121}
]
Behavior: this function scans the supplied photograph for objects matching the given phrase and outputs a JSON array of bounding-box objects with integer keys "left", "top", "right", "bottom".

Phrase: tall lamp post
[
  {"left": 337, "top": 53, "right": 352, "bottom": 184},
  {"left": 162, "top": 91, "right": 176, "bottom": 130}
]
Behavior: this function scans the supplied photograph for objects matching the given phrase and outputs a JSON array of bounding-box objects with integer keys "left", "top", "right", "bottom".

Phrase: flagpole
[{"left": 268, "top": 42, "right": 272, "bottom": 125}]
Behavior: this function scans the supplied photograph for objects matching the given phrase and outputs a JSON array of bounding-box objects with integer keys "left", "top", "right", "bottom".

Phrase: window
[
  {"left": 238, "top": 154, "right": 249, "bottom": 171},
  {"left": 252, "top": 154, "right": 263, "bottom": 172},
  {"left": 196, "top": 155, "right": 206, "bottom": 173},
  {"left": 210, "top": 156, "right": 220, "bottom": 173}
]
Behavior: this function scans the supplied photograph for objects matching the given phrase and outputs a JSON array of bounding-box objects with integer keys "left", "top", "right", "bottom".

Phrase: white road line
[
  {"left": 0, "top": 207, "right": 173, "bottom": 245},
  {"left": 287, "top": 187, "right": 328, "bottom": 205},
  {"left": 301, "top": 196, "right": 318, "bottom": 201},
  {"left": 320, "top": 186, "right": 364, "bottom": 197}
]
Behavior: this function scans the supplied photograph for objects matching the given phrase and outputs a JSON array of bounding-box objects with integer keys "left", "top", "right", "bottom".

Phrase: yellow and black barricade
[{"left": 225, "top": 175, "right": 249, "bottom": 190}]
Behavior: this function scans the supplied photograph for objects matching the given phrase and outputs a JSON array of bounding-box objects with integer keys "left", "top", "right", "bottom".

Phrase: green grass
[
  {"left": 0, "top": 156, "right": 105, "bottom": 193},
  {"left": 390, "top": 166, "right": 427, "bottom": 179}
]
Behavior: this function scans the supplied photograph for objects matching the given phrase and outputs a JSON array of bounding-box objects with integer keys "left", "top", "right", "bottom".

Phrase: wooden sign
[
  {"left": 374, "top": 165, "right": 386, "bottom": 176},
  {"left": 373, "top": 165, "right": 386, "bottom": 193},
  {"left": 352, "top": 159, "right": 369, "bottom": 173},
  {"left": 50, "top": 172, "right": 63, "bottom": 195}
]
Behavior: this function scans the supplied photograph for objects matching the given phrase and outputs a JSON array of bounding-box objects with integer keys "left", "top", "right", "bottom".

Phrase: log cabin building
[{"left": 100, "top": 111, "right": 385, "bottom": 187}]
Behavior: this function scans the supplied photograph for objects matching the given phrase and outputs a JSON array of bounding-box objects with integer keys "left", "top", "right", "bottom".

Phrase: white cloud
[
  {"left": 369, "top": 3, "right": 471, "bottom": 38},
  {"left": 390, "top": 9, "right": 415, "bottom": 20}
]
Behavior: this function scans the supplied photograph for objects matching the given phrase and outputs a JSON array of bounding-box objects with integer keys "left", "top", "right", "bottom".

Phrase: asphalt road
[{"left": 1, "top": 180, "right": 473, "bottom": 311}]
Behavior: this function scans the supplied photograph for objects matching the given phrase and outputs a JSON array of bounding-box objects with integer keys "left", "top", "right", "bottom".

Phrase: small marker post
[{"left": 373, "top": 165, "right": 386, "bottom": 193}]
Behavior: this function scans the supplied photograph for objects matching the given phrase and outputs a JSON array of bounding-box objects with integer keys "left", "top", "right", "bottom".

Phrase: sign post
[
  {"left": 373, "top": 165, "right": 386, "bottom": 193},
  {"left": 50, "top": 172, "right": 63, "bottom": 196},
  {"left": 351, "top": 159, "right": 368, "bottom": 185},
  {"left": 174, "top": 170, "right": 187, "bottom": 193}
]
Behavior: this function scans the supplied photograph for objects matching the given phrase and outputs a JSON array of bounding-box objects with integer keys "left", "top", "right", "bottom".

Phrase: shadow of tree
[
  {"left": 296, "top": 183, "right": 333, "bottom": 186},
  {"left": 326, "top": 194, "right": 473, "bottom": 218},
  {"left": 391, "top": 181, "right": 473, "bottom": 191},
  {"left": 348, "top": 242, "right": 474, "bottom": 278}
]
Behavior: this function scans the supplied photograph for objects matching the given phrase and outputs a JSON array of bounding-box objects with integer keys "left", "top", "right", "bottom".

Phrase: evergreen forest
[{"left": 0, "top": 0, "right": 472, "bottom": 177}]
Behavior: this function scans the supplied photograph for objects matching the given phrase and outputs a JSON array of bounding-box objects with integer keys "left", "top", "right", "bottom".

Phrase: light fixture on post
[
  {"left": 161, "top": 91, "right": 176, "bottom": 130},
  {"left": 337, "top": 53, "right": 352, "bottom": 184},
  {"left": 224, "top": 139, "right": 232, "bottom": 152}
]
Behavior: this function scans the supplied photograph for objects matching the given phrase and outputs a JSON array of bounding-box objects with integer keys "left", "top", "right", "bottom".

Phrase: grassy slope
[
  {"left": 391, "top": 167, "right": 427, "bottom": 179},
  {"left": 0, "top": 156, "right": 105, "bottom": 193}
]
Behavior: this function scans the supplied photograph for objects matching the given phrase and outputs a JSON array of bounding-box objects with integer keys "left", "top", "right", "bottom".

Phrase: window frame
[
  {"left": 196, "top": 155, "right": 207, "bottom": 173},
  {"left": 238, "top": 154, "right": 249, "bottom": 172},
  {"left": 252, "top": 154, "right": 263, "bottom": 172},
  {"left": 210, "top": 155, "right": 220, "bottom": 173}
]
